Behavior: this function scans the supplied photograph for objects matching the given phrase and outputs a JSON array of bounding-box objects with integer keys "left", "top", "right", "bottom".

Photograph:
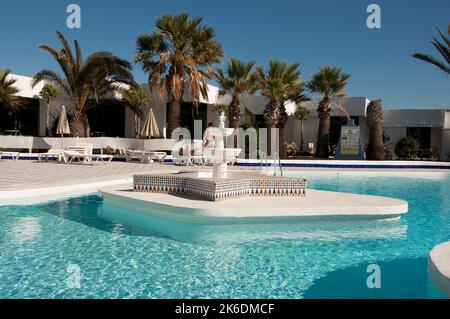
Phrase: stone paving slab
[{"left": 0, "top": 161, "right": 181, "bottom": 191}]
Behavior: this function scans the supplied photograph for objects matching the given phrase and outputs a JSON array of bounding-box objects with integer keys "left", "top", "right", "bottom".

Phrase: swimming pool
[{"left": 0, "top": 171, "right": 449, "bottom": 298}]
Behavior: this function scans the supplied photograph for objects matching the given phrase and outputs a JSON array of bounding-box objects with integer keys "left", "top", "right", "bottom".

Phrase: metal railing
[
  {"left": 274, "top": 152, "right": 284, "bottom": 177},
  {"left": 259, "top": 150, "right": 269, "bottom": 175},
  {"left": 259, "top": 151, "right": 283, "bottom": 177}
]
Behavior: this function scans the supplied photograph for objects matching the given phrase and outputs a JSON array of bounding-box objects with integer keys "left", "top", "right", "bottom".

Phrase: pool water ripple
[{"left": 1, "top": 172, "right": 449, "bottom": 298}]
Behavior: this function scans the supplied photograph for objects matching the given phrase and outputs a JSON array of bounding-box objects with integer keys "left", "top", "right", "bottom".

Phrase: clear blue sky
[{"left": 1, "top": 0, "right": 449, "bottom": 109}]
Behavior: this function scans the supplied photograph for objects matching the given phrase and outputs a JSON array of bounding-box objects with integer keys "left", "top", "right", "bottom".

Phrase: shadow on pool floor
[{"left": 303, "top": 257, "right": 446, "bottom": 299}]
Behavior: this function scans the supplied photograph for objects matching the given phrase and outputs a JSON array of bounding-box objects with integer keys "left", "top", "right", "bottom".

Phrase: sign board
[
  {"left": 340, "top": 126, "right": 360, "bottom": 155},
  {"left": 335, "top": 120, "right": 366, "bottom": 160}
]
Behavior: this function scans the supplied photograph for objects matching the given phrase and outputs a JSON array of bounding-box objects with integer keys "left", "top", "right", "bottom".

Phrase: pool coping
[
  {"left": 236, "top": 159, "right": 450, "bottom": 170},
  {"left": 0, "top": 178, "right": 132, "bottom": 206}
]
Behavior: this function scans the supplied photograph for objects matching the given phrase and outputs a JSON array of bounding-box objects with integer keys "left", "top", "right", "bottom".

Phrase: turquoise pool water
[{"left": 0, "top": 171, "right": 449, "bottom": 298}]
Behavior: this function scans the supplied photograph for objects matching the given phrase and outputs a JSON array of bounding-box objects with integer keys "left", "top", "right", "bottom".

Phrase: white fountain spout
[{"left": 213, "top": 112, "right": 228, "bottom": 179}]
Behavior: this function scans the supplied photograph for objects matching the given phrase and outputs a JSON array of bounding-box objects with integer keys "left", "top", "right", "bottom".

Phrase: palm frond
[
  {"left": 412, "top": 24, "right": 450, "bottom": 75},
  {"left": 412, "top": 53, "right": 450, "bottom": 74},
  {"left": 34, "top": 31, "right": 137, "bottom": 114},
  {"left": 307, "top": 65, "right": 350, "bottom": 98},
  {"left": 135, "top": 13, "right": 223, "bottom": 106},
  {"left": 0, "top": 69, "right": 26, "bottom": 110}
]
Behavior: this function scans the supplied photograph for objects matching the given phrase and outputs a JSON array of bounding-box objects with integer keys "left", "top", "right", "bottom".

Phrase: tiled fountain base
[{"left": 133, "top": 172, "right": 307, "bottom": 201}]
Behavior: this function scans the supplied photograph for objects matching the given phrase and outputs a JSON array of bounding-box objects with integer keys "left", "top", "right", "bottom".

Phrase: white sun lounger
[
  {"left": 171, "top": 148, "right": 241, "bottom": 166},
  {"left": 225, "top": 148, "right": 242, "bottom": 166},
  {"left": 0, "top": 151, "right": 20, "bottom": 161},
  {"left": 124, "top": 150, "right": 167, "bottom": 163},
  {"left": 39, "top": 149, "right": 67, "bottom": 163},
  {"left": 64, "top": 143, "right": 94, "bottom": 165}
]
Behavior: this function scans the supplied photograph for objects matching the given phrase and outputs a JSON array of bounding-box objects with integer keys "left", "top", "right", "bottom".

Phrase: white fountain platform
[
  {"left": 428, "top": 242, "right": 450, "bottom": 297},
  {"left": 99, "top": 184, "right": 408, "bottom": 224}
]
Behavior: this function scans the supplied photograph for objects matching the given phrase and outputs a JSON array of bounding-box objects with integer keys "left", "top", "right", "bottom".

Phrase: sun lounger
[
  {"left": 0, "top": 151, "right": 20, "bottom": 161},
  {"left": 39, "top": 149, "right": 67, "bottom": 163},
  {"left": 125, "top": 150, "right": 167, "bottom": 163},
  {"left": 193, "top": 148, "right": 241, "bottom": 166},
  {"left": 225, "top": 148, "right": 242, "bottom": 166},
  {"left": 146, "top": 151, "right": 167, "bottom": 163},
  {"left": 93, "top": 154, "right": 114, "bottom": 164},
  {"left": 124, "top": 150, "right": 147, "bottom": 163},
  {"left": 64, "top": 143, "right": 94, "bottom": 165}
]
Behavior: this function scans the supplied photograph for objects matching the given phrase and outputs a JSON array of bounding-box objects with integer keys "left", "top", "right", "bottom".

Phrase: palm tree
[
  {"left": 279, "top": 84, "right": 311, "bottom": 157},
  {"left": 118, "top": 85, "right": 147, "bottom": 138},
  {"left": 39, "top": 84, "right": 59, "bottom": 136},
  {"left": 255, "top": 60, "right": 301, "bottom": 156},
  {"left": 412, "top": 24, "right": 450, "bottom": 75},
  {"left": 366, "top": 99, "right": 385, "bottom": 160},
  {"left": 215, "top": 58, "right": 256, "bottom": 129},
  {"left": 307, "top": 66, "right": 350, "bottom": 159},
  {"left": 0, "top": 69, "right": 25, "bottom": 130},
  {"left": 32, "top": 31, "right": 136, "bottom": 137},
  {"left": 135, "top": 13, "right": 223, "bottom": 138},
  {"left": 293, "top": 105, "right": 311, "bottom": 153}
]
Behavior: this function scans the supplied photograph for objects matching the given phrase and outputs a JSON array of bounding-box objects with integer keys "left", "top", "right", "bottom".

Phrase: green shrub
[
  {"left": 286, "top": 142, "right": 298, "bottom": 157},
  {"left": 395, "top": 137, "right": 420, "bottom": 159}
]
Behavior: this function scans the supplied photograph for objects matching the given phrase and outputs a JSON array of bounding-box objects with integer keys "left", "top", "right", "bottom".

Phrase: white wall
[{"left": 383, "top": 109, "right": 446, "bottom": 128}]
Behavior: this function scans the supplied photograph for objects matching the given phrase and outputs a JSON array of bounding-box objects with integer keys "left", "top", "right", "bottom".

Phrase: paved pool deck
[
  {"left": 0, "top": 161, "right": 185, "bottom": 205},
  {"left": 0, "top": 161, "right": 181, "bottom": 191}
]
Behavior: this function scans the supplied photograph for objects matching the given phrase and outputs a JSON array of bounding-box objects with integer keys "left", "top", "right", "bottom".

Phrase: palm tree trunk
[
  {"left": 316, "top": 96, "right": 332, "bottom": 158},
  {"left": 45, "top": 100, "right": 51, "bottom": 136},
  {"left": 14, "top": 111, "right": 18, "bottom": 130},
  {"left": 366, "top": 99, "right": 385, "bottom": 160},
  {"left": 166, "top": 69, "right": 184, "bottom": 138},
  {"left": 264, "top": 99, "right": 280, "bottom": 157},
  {"left": 70, "top": 110, "right": 89, "bottom": 137},
  {"left": 228, "top": 96, "right": 241, "bottom": 129},
  {"left": 278, "top": 105, "right": 288, "bottom": 159},
  {"left": 367, "top": 125, "right": 385, "bottom": 160},
  {"left": 134, "top": 114, "right": 140, "bottom": 138},
  {"left": 167, "top": 100, "right": 181, "bottom": 138}
]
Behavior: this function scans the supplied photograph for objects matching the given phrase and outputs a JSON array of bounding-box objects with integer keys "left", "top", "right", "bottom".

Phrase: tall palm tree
[
  {"left": 135, "top": 13, "right": 223, "bottom": 137},
  {"left": 412, "top": 24, "right": 450, "bottom": 75},
  {"left": 293, "top": 106, "right": 310, "bottom": 153},
  {"left": 293, "top": 88, "right": 312, "bottom": 154},
  {"left": 39, "top": 84, "right": 59, "bottom": 136},
  {"left": 0, "top": 69, "right": 25, "bottom": 130},
  {"left": 255, "top": 60, "right": 301, "bottom": 156},
  {"left": 118, "top": 85, "right": 148, "bottom": 138},
  {"left": 366, "top": 99, "right": 385, "bottom": 160},
  {"left": 215, "top": 58, "right": 256, "bottom": 129},
  {"left": 32, "top": 31, "right": 136, "bottom": 137},
  {"left": 278, "top": 83, "right": 310, "bottom": 158},
  {"left": 307, "top": 66, "right": 350, "bottom": 158}
]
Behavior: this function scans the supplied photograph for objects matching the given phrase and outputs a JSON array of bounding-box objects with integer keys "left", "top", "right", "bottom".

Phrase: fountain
[
  {"left": 212, "top": 111, "right": 233, "bottom": 179},
  {"left": 98, "top": 112, "right": 408, "bottom": 224}
]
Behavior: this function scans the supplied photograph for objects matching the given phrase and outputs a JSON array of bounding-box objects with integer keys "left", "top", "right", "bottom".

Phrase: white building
[{"left": 1, "top": 73, "right": 449, "bottom": 160}]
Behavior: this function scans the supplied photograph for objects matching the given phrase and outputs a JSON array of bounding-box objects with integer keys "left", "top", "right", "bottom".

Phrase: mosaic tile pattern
[{"left": 134, "top": 173, "right": 307, "bottom": 201}]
